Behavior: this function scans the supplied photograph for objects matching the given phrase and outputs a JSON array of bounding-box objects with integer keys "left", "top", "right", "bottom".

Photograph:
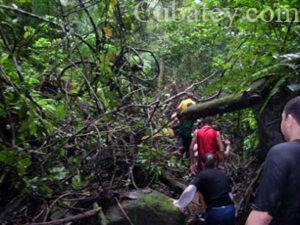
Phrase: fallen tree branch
[
  {"left": 181, "top": 92, "right": 261, "bottom": 119},
  {"left": 26, "top": 208, "right": 101, "bottom": 225},
  {"left": 43, "top": 192, "right": 76, "bottom": 222},
  {"left": 115, "top": 197, "right": 135, "bottom": 225}
]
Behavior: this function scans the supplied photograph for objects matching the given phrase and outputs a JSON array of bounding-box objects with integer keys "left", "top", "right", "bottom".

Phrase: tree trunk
[{"left": 180, "top": 93, "right": 261, "bottom": 120}]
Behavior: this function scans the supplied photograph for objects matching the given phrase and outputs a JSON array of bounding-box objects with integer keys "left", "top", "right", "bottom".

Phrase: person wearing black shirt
[
  {"left": 246, "top": 96, "right": 300, "bottom": 225},
  {"left": 174, "top": 154, "right": 235, "bottom": 225}
]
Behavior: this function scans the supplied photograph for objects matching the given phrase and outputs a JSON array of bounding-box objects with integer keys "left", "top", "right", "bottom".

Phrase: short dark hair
[
  {"left": 202, "top": 116, "right": 214, "bottom": 125},
  {"left": 284, "top": 96, "right": 300, "bottom": 124},
  {"left": 203, "top": 153, "right": 215, "bottom": 168}
]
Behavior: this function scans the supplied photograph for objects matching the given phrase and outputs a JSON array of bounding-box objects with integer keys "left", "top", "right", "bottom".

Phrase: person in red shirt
[{"left": 189, "top": 117, "right": 227, "bottom": 174}]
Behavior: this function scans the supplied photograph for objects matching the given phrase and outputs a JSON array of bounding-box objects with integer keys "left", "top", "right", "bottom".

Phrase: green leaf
[
  {"left": 23, "top": 31, "right": 30, "bottom": 39},
  {"left": 110, "top": 0, "right": 117, "bottom": 7},
  {"left": 28, "top": 118, "right": 38, "bottom": 136},
  {"left": 58, "top": 148, "right": 65, "bottom": 157},
  {"left": 0, "top": 53, "right": 9, "bottom": 64},
  {"left": 17, "top": 158, "right": 31, "bottom": 175},
  {"left": 27, "top": 77, "right": 40, "bottom": 85},
  {"left": 0, "top": 150, "right": 15, "bottom": 162},
  {"left": 49, "top": 166, "right": 68, "bottom": 181},
  {"left": 0, "top": 104, "right": 6, "bottom": 117},
  {"left": 72, "top": 174, "right": 83, "bottom": 189},
  {"left": 56, "top": 104, "right": 66, "bottom": 120}
]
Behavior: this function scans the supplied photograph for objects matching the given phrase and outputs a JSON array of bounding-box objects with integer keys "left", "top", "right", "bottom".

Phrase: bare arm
[
  {"left": 176, "top": 102, "right": 183, "bottom": 112},
  {"left": 189, "top": 131, "right": 197, "bottom": 164},
  {"left": 245, "top": 210, "right": 272, "bottom": 225},
  {"left": 216, "top": 132, "right": 225, "bottom": 152},
  {"left": 224, "top": 139, "right": 231, "bottom": 156},
  {"left": 173, "top": 185, "right": 197, "bottom": 208}
]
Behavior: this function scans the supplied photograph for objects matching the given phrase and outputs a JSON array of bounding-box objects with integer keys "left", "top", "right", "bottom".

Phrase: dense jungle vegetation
[{"left": 0, "top": 0, "right": 300, "bottom": 224}]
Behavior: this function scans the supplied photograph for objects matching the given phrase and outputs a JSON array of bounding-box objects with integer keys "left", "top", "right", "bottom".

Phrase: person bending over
[{"left": 174, "top": 154, "right": 235, "bottom": 225}]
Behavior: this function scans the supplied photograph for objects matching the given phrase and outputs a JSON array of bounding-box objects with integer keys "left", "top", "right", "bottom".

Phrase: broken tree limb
[
  {"left": 26, "top": 208, "right": 101, "bottom": 225},
  {"left": 181, "top": 93, "right": 261, "bottom": 120},
  {"left": 115, "top": 197, "right": 135, "bottom": 225},
  {"left": 180, "top": 76, "right": 273, "bottom": 120}
]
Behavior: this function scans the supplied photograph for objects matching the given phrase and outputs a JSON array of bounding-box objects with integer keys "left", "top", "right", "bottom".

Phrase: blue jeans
[{"left": 205, "top": 205, "right": 235, "bottom": 225}]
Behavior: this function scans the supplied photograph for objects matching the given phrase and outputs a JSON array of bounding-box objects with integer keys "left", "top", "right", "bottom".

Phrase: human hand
[
  {"left": 173, "top": 199, "right": 186, "bottom": 213},
  {"left": 224, "top": 139, "right": 231, "bottom": 145},
  {"left": 173, "top": 199, "right": 177, "bottom": 206},
  {"left": 190, "top": 163, "right": 198, "bottom": 175}
]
